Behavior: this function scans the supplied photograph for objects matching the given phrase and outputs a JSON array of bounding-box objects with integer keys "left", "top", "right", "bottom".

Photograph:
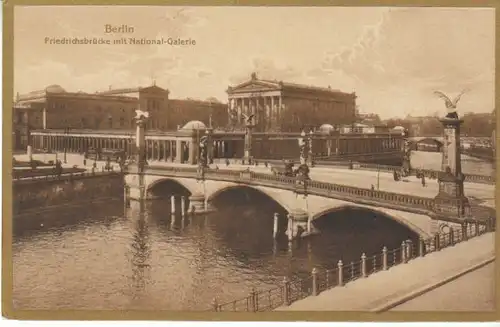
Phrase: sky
[{"left": 14, "top": 6, "right": 495, "bottom": 119}]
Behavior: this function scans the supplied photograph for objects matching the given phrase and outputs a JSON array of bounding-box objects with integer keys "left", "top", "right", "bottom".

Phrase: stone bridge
[{"left": 124, "top": 165, "right": 476, "bottom": 240}]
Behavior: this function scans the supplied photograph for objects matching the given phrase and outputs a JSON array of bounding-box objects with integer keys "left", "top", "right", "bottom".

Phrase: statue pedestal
[
  {"left": 243, "top": 124, "right": 254, "bottom": 164},
  {"left": 433, "top": 118, "right": 470, "bottom": 218},
  {"left": 434, "top": 172, "right": 470, "bottom": 217}
]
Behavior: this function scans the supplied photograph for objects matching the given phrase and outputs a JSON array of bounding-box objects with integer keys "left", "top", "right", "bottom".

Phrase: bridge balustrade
[{"left": 136, "top": 166, "right": 437, "bottom": 214}]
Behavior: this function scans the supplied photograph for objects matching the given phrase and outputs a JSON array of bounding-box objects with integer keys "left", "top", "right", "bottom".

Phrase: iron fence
[{"left": 209, "top": 218, "right": 495, "bottom": 312}]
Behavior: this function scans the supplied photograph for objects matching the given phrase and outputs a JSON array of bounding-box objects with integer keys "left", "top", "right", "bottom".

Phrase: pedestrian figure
[
  {"left": 371, "top": 184, "right": 375, "bottom": 191},
  {"left": 264, "top": 161, "right": 268, "bottom": 168},
  {"left": 215, "top": 165, "right": 219, "bottom": 170},
  {"left": 421, "top": 175, "right": 426, "bottom": 187},
  {"left": 225, "top": 158, "right": 230, "bottom": 167}
]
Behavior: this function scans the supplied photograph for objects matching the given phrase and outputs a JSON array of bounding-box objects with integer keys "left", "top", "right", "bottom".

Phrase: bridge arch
[
  {"left": 409, "top": 137, "right": 443, "bottom": 152},
  {"left": 311, "top": 204, "right": 428, "bottom": 238},
  {"left": 146, "top": 177, "right": 196, "bottom": 195},
  {"left": 206, "top": 184, "right": 293, "bottom": 213}
]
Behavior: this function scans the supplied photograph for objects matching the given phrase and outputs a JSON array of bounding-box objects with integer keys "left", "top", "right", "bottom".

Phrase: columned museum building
[{"left": 227, "top": 73, "right": 357, "bottom": 132}]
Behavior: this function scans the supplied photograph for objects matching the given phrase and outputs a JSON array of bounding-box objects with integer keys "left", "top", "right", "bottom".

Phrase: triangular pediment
[
  {"left": 229, "top": 80, "right": 280, "bottom": 94},
  {"left": 139, "top": 85, "right": 169, "bottom": 93}
]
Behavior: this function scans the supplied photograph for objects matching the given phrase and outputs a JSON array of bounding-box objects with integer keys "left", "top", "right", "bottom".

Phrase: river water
[{"left": 12, "top": 151, "right": 494, "bottom": 310}]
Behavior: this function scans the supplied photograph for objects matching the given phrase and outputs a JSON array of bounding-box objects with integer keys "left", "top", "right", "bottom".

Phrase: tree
[{"left": 462, "top": 112, "right": 494, "bottom": 137}]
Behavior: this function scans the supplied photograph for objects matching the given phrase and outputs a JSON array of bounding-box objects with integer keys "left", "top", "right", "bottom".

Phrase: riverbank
[
  {"left": 13, "top": 172, "right": 124, "bottom": 214},
  {"left": 275, "top": 232, "right": 494, "bottom": 312}
]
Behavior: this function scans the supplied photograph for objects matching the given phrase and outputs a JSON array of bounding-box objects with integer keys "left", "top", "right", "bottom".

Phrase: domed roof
[
  {"left": 45, "top": 84, "right": 66, "bottom": 93},
  {"left": 181, "top": 120, "right": 207, "bottom": 130},
  {"left": 392, "top": 125, "right": 405, "bottom": 130},
  {"left": 319, "top": 124, "right": 335, "bottom": 134}
]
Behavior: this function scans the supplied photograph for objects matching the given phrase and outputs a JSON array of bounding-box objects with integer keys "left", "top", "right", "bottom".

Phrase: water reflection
[
  {"left": 13, "top": 192, "right": 424, "bottom": 310},
  {"left": 127, "top": 202, "right": 152, "bottom": 300}
]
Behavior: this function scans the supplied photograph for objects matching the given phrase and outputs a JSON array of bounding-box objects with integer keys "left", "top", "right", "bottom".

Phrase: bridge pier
[
  {"left": 126, "top": 171, "right": 146, "bottom": 201},
  {"left": 188, "top": 180, "right": 217, "bottom": 215},
  {"left": 286, "top": 208, "right": 320, "bottom": 241}
]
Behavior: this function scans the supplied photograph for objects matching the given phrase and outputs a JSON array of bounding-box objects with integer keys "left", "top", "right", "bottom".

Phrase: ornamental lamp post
[
  {"left": 299, "top": 130, "right": 307, "bottom": 165},
  {"left": 377, "top": 167, "right": 380, "bottom": 190},
  {"left": 308, "top": 130, "right": 314, "bottom": 166},
  {"left": 63, "top": 126, "right": 70, "bottom": 164}
]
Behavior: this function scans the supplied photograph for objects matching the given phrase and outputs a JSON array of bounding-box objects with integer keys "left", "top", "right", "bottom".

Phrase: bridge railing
[
  {"left": 409, "top": 168, "right": 495, "bottom": 185},
  {"left": 210, "top": 217, "right": 496, "bottom": 312},
  {"left": 141, "top": 165, "right": 436, "bottom": 214}
]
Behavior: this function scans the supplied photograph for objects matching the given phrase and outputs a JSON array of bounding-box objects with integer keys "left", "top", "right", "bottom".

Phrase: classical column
[
  {"left": 278, "top": 96, "right": 283, "bottom": 122},
  {"left": 188, "top": 139, "right": 196, "bottom": 165},
  {"left": 176, "top": 140, "right": 182, "bottom": 163}
]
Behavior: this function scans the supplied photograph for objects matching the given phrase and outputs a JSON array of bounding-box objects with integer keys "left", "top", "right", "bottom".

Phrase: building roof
[
  {"left": 96, "top": 87, "right": 141, "bottom": 96},
  {"left": 17, "top": 84, "right": 67, "bottom": 101},
  {"left": 170, "top": 98, "right": 226, "bottom": 106},
  {"left": 96, "top": 84, "right": 169, "bottom": 96},
  {"left": 227, "top": 73, "right": 355, "bottom": 96},
  {"left": 15, "top": 84, "right": 164, "bottom": 103}
]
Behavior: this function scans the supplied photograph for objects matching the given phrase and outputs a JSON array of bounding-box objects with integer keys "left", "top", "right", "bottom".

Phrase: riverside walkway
[
  {"left": 275, "top": 232, "right": 494, "bottom": 312},
  {"left": 390, "top": 262, "right": 494, "bottom": 312}
]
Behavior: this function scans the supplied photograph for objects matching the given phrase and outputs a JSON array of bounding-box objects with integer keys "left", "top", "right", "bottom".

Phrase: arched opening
[
  {"left": 147, "top": 179, "right": 192, "bottom": 199},
  {"left": 146, "top": 179, "right": 193, "bottom": 228},
  {"left": 206, "top": 186, "right": 289, "bottom": 260},
  {"left": 303, "top": 206, "right": 421, "bottom": 271},
  {"left": 416, "top": 138, "right": 443, "bottom": 152}
]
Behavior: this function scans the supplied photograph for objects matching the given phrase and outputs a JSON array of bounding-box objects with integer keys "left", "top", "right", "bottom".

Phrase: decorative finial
[{"left": 251, "top": 72, "right": 257, "bottom": 80}]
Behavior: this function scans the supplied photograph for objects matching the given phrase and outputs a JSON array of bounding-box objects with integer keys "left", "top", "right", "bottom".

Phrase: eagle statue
[
  {"left": 242, "top": 113, "right": 255, "bottom": 125},
  {"left": 433, "top": 89, "right": 468, "bottom": 119},
  {"left": 135, "top": 109, "right": 150, "bottom": 120}
]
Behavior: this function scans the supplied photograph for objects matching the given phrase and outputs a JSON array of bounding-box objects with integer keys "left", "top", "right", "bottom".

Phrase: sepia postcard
[{"left": 3, "top": 1, "right": 498, "bottom": 322}]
